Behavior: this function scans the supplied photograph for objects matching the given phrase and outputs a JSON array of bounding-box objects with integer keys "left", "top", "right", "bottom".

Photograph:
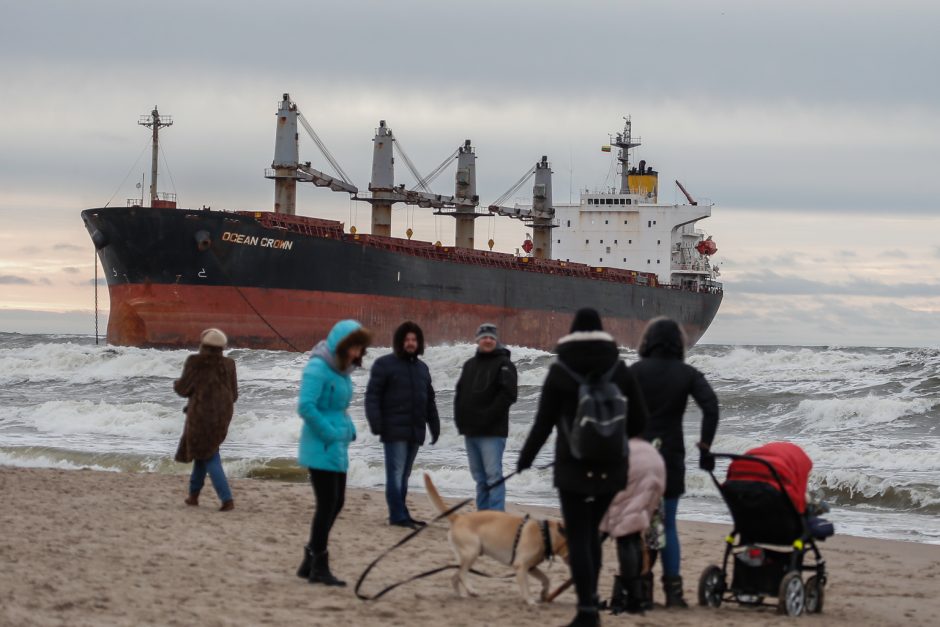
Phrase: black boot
[
  {"left": 296, "top": 545, "right": 313, "bottom": 579},
  {"left": 623, "top": 576, "right": 645, "bottom": 614},
  {"left": 308, "top": 550, "right": 346, "bottom": 587},
  {"left": 640, "top": 572, "right": 654, "bottom": 610},
  {"left": 608, "top": 575, "right": 626, "bottom": 614},
  {"left": 565, "top": 605, "right": 600, "bottom": 627},
  {"left": 662, "top": 575, "right": 688, "bottom": 608}
]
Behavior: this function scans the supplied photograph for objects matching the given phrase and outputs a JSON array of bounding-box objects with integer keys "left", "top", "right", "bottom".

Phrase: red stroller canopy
[{"left": 727, "top": 442, "right": 813, "bottom": 513}]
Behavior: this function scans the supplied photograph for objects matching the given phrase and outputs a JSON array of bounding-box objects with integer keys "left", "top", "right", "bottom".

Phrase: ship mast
[
  {"left": 612, "top": 116, "right": 640, "bottom": 195},
  {"left": 138, "top": 106, "right": 173, "bottom": 207}
]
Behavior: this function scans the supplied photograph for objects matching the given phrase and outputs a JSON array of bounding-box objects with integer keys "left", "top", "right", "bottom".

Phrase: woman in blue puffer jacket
[{"left": 295, "top": 319, "right": 371, "bottom": 587}]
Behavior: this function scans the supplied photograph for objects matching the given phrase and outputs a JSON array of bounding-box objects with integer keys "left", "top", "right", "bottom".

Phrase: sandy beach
[{"left": 1, "top": 466, "right": 938, "bottom": 626}]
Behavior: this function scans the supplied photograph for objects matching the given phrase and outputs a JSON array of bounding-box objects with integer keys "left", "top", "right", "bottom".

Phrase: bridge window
[
  {"left": 614, "top": 239, "right": 618, "bottom": 244},
  {"left": 626, "top": 199, "right": 632, "bottom": 205},
  {"left": 605, "top": 220, "right": 608, "bottom": 224},
  {"left": 600, "top": 239, "right": 604, "bottom": 244},
  {"left": 606, "top": 246, "right": 611, "bottom": 253},
  {"left": 648, "top": 220, "right": 651, "bottom": 227},
  {"left": 567, "top": 220, "right": 571, "bottom": 227},
  {"left": 647, "top": 259, "right": 651, "bottom": 264},
  {"left": 623, "top": 220, "right": 627, "bottom": 225},
  {"left": 585, "top": 239, "right": 589, "bottom": 244},
  {"left": 657, "top": 240, "right": 661, "bottom": 244},
  {"left": 557, "top": 239, "right": 561, "bottom": 243}
]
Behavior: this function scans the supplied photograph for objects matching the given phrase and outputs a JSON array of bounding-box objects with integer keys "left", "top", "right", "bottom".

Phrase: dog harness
[
  {"left": 540, "top": 520, "right": 553, "bottom": 561},
  {"left": 510, "top": 514, "right": 531, "bottom": 565},
  {"left": 509, "top": 515, "right": 555, "bottom": 565}
]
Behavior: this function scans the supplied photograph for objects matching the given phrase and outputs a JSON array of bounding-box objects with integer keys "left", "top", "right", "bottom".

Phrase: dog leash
[{"left": 354, "top": 462, "right": 554, "bottom": 601}]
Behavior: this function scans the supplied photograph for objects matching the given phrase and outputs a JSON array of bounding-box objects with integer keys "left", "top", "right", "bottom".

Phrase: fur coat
[{"left": 174, "top": 350, "right": 238, "bottom": 463}]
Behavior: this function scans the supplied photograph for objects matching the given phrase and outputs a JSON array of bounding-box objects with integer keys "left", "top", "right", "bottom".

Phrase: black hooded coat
[
  {"left": 630, "top": 318, "right": 720, "bottom": 498},
  {"left": 365, "top": 322, "right": 441, "bottom": 444},
  {"left": 518, "top": 330, "right": 649, "bottom": 495}
]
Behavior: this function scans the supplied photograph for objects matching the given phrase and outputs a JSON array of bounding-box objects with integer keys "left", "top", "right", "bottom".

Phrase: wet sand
[{"left": 1, "top": 466, "right": 938, "bottom": 626}]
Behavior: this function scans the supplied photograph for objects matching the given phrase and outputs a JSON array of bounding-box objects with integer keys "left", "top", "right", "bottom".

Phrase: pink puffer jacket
[{"left": 599, "top": 438, "right": 666, "bottom": 538}]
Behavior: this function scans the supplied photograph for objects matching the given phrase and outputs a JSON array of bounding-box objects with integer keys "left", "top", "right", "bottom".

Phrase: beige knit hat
[{"left": 200, "top": 328, "right": 228, "bottom": 348}]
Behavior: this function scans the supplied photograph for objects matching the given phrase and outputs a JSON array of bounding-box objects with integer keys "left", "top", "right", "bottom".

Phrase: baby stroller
[{"left": 697, "top": 442, "right": 834, "bottom": 616}]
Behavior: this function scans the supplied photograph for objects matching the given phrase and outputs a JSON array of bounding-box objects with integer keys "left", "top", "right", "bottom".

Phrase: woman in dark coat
[
  {"left": 630, "top": 317, "right": 719, "bottom": 608},
  {"left": 518, "top": 308, "right": 648, "bottom": 627},
  {"left": 174, "top": 328, "right": 238, "bottom": 511}
]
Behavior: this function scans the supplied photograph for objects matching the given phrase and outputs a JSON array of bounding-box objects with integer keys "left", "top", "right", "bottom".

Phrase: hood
[
  {"left": 392, "top": 320, "right": 425, "bottom": 359},
  {"left": 325, "top": 319, "right": 363, "bottom": 354},
  {"left": 555, "top": 331, "right": 619, "bottom": 377},
  {"left": 637, "top": 317, "right": 686, "bottom": 360}
]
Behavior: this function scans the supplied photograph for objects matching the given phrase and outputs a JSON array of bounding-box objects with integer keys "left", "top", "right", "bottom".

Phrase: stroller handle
[{"left": 705, "top": 452, "right": 793, "bottom": 505}]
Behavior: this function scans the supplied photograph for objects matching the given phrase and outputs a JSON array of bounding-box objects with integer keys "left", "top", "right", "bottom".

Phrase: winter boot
[
  {"left": 219, "top": 499, "right": 234, "bottom": 511},
  {"left": 640, "top": 572, "right": 655, "bottom": 610},
  {"left": 565, "top": 605, "right": 600, "bottom": 627},
  {"left": 623, "top": 576, "right": 646, "bottom": 614},
  {"left": 308, "top": 551, "right": 346, "bottom": 587},
  {"left": 607, "top": 575, "right": 626, "bottom": 614},
  {"left": 297, "top": 545, "right": 314, "bottom": 579},
  {"left": 185, "top": 491, "right": 199, "bottom": 506},
  {"left": 662, "top": 575, "right": 688, "bottom": 608}
]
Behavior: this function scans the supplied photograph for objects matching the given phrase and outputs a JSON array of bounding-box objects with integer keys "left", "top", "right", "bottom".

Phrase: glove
[{"left": 698, "top": 449, "right": 715, "bottom": 472}]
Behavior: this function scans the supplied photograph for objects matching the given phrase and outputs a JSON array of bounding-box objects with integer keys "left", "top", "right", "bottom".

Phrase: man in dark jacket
[
  {"left": 366, "top": 321, "right": 440, "bottom": 529},
  {"left": 454, "top": 323, "right": 518, "bottom": 511},
  {"left": 518, "top": 309, "right": 648, "bottom": 627}
]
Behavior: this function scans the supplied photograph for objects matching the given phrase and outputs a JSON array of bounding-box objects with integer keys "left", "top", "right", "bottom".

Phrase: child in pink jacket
[{"left": 599, "top": 438, "right": 666, "bottom": 614}]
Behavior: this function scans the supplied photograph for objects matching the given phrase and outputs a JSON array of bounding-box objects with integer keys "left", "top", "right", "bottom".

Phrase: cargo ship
[{"left": 81, "top": 94, "right": 722, "bottom": 351}]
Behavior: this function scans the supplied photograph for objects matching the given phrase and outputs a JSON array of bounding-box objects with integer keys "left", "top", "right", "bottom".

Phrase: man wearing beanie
[{"left": 453, "top": 323, "right": 518, "bottom": 511}]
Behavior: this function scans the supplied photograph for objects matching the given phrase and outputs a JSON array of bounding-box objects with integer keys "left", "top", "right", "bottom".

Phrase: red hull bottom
[{"left": 107, "top": 284, "right": 708, "bottom": 351}]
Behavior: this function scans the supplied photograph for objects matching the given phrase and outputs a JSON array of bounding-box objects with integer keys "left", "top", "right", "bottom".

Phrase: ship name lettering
[{"left": 221, "top": 231, "right": 293, "bottom": 252}]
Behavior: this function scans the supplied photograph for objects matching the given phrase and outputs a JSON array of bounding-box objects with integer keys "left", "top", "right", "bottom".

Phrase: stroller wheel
[
  {"left": 777, "top": 572, "right": 805, "bottom": 616},
  {"left": 805, "top": 575, "right": 825, "bottom": 613},
  {"left": 697, "top": 565, "right": 725, "bottom": 608}
]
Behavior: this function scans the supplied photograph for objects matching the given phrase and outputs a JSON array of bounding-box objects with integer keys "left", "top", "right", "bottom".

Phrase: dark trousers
[
  {"left": 308, "top": 469, "right": 347, "bottom": 554},
  {"left": 559, "top": 490, "right": 617, "bottom": 609}
]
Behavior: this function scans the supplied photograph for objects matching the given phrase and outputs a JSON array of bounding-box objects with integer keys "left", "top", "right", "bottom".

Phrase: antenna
[{"left": 138, "top": 106, "right": 173, "bottom": 206}]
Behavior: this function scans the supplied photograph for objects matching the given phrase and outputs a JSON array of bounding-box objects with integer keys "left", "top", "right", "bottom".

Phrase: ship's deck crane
[
  {"left": 488, "top": 156, "right": 556, "bottom": 259},
  {"left": 675, "top": 180, "right": 698, "bottom": 206},
  {"left": 265, "top": 93, "right": 358, "bottom": 215},
  {"left": 359, "top": 122, "right": 478, "bottom": 238}
]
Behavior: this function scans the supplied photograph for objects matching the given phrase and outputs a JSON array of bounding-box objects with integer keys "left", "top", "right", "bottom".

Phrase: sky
[{"left": 1, "top": 0, "right": 938, "bottom": 347}]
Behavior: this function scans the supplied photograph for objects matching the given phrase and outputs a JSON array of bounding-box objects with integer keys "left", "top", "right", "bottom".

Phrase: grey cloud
[
  {"left": 883, "top": 249, "right": 909, "bottom": 259},
  {"left": 0, "top": 275, "right": 33, "bottom": 285},
  {"left": 835, "top": 251, "right": 857, "bottom": 258},
  {"left": 85, "top": 278, "right": 106, "bottom": 287},
  {"left": 62, "top": 266, "right": 81, "bottom": 274},
  {"left": 17, "top": 246, "right": 41, "bottom": 255},
  {"left": 732, "top": 270, "right": 940, "bottom": 298}
]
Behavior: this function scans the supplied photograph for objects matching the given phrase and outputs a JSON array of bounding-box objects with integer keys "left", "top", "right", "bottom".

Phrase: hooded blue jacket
[{"left": 297, "top": 320, "right": 361, "bottom": 472}]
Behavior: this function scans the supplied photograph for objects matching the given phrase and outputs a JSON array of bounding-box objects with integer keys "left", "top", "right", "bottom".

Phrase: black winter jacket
[
  {"left": 518, "top": 331, "right": 649, "bottom": 496},
  {"left": 365, "top": 353, "right": 440, "bottom": 444},
  {"left": 631, "top": 355, "right": 719, "bottom": 499},
  {"left": 454, "top": 346, "right": 518, "bottom": 438}
]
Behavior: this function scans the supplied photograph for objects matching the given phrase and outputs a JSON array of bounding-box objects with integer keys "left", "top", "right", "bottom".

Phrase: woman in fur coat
[{"left": 174, "top": 328, "right": 238, "bottom": 511}]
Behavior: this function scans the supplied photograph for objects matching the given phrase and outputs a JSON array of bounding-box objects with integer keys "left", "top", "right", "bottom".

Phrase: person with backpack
[
  {"left": 454, "top": 322, "right": 518, "bottom": 511},
  {"left": 518, "top": 308, "right": 648, "bottom": 627},
  {"left": 174, "top": 328, "right": 238, "bottom": 512},
  {"left": 630, "top": 317, "right": 719, "bottom": 608},
  {"left": 365, "top": 321, "right": 441, "bottom": 529}
]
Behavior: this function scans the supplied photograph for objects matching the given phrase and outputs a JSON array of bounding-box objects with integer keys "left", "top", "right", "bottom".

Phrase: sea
[{"left": 1, "top": 332, "right": 938, "bottom": 545}]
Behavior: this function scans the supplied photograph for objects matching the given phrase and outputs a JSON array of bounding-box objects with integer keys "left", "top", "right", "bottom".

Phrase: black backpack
[{"left": 555, "top": 359, "right": 629, "bottom": 463}]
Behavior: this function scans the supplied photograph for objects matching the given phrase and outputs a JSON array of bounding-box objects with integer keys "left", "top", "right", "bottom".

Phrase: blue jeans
[
  {"left": 465, "top": 436, "right": 506, "bottom": 511},
  {"left": 189, "top": 451, "right": 232, "bottom": 503},
  {"left": 662, "top": 497, "right": 681, "bottom": 577},
  {"left": 383, "top": 441, "right": 419, "bottom": 524}
]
